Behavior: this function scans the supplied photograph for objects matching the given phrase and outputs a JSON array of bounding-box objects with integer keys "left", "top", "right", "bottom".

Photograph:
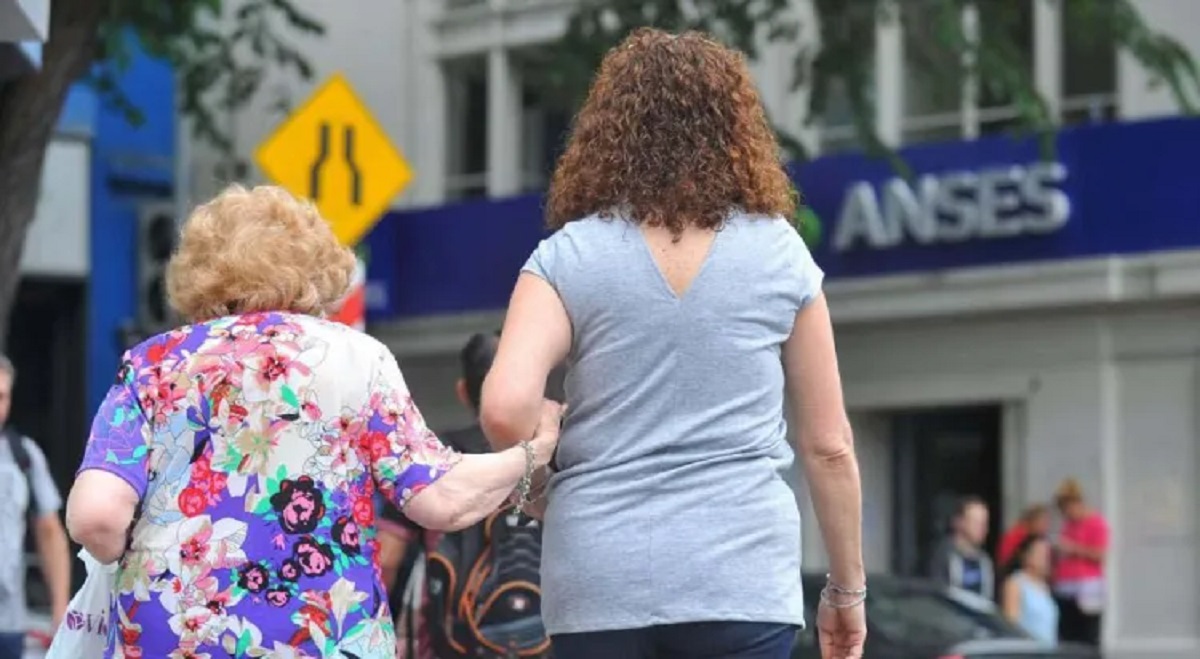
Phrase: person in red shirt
[
  {"left": 998, "top": 504, "right": 1051, "bottom": 568},
  {"left": 1051, "top": 478, "right": 1109, "bottom": 647}
]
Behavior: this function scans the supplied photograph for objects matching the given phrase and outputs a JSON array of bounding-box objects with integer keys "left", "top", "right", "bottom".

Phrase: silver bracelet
[
  {"left": 824, "top": 574, "right": 867, "bottom": 597},
  {"left": 510, "top": 440, "right": 537, "bottom": 513},
  {"left": 820, "top": 575, "right": 867, "bottom": 608},
  {"left": 820, "top": 588, "right": 867, "bottom": 608}
]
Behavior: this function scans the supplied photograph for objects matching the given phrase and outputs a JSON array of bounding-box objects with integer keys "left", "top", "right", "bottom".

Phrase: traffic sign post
[{"left": 255, "top": 73, "right": 414, "bottom": 329}]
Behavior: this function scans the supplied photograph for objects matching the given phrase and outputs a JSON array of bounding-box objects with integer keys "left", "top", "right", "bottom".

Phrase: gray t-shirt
[
  {"left": 523, "top": 214, "right": 824, "bottom": 634},
  {"left": 0, "top": 432, "right": 63, "bottom": 632}
]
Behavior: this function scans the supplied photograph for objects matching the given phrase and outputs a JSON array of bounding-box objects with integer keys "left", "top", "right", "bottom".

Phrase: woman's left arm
[
  {"left": 481, "top": 272, "right": 571, "bottom": 449},
  {"left": 66, "top": 357, "right": 149, "bottom": 564}
]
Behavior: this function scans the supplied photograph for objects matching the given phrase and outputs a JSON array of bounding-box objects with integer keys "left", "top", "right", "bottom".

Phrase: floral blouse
[{"left": 77, "top": 312, "right": 460, "bottom": 659}]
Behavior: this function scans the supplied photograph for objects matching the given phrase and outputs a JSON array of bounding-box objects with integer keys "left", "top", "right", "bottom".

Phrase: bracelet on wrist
[
  {"left": 508, "top": 440, "right": 537, "bottom": 514},
  {"left": 824, "top": 574, "right": 867, "bottom": 596},
  {"left": 820, "top": 574, "right": 867, "bottom": 609}
]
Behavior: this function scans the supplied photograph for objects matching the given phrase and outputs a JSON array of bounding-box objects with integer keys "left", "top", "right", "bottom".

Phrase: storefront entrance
[{"left": 890, "top": 405, "right": 1004, "bottom": 578}]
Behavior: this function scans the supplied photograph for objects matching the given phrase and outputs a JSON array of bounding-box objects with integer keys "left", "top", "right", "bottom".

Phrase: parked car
[{"left": 792, "top": 573, "right": 1101, "bottom": 659}]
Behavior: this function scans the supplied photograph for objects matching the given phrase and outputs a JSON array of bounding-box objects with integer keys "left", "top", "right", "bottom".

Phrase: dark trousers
[
  {"left": 552, "top": 622, "right": 798, "bottom": 659},
  {"left": 1055, "top": 595, "right": 1102, "bottom": 646},
  {"left": 0, "top": 632, "right": 24, "bottom": 659}
]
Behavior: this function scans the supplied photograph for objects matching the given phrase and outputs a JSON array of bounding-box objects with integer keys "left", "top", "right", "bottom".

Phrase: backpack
[
  {"left": 398, "top": 425, "right": 551, "bottom": 659},
  {"left": 423, "top": 506, "right": 549, "bottom": 659}
]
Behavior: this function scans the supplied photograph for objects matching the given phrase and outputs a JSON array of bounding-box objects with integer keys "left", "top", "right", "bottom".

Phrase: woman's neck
[{"left": 1021, "top": 567, "right": 1045, "bottom": 582}]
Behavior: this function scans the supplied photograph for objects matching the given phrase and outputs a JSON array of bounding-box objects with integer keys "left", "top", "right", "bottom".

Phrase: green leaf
[
  {"left": 131, "top": 444, "right": 149, "bottom": 459},
  {"left": 281, "top": 385, "right": 299, "bottom": 408},
  {"left": 236, "top": 628, "right": 252, "bottom": 655},
  {"left": 276, "top": 464, "right": 288, "bottom": 481}
]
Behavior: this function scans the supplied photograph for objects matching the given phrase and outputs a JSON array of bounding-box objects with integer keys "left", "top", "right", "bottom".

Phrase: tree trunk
[{"left": 0, "top": 0, "right": 105, "bottom": 351}]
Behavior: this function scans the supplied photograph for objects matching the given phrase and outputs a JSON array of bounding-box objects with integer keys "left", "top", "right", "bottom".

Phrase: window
[
  {"left": 820, "top": 79, "right": 870, "bottom": 155},
  {"left": 1061, "top": 0, "right": 1117, "bottom": 125},
  {"left": 900, "top": 0, "right": 967, "bottom": 144},
  {"left": 819, "top": 24, "right": 875, "bottom": 155},
  {"left": 977, "top": 0, "right": 1034, "bottom": 136},
  {"left": 900, "top": 0, "right": 1036, "bottom": 144},
  {"left": 445, "top": 56, "right": 489, "bottom": 201},
  {"left": 515, "top": 49, "right": 576, "bottom": 192}
]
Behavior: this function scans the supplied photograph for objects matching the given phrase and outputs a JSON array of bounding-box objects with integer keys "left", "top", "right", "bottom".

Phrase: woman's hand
[
  {"left": 817, "top": 600, "right": 866, "bottom": 659},
  {"left": 528, "top": 399, "right": 565, "bottom": 468}
]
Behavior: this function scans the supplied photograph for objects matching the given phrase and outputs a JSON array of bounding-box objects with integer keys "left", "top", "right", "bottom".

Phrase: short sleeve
[
  {"left": 367, "top": 348, "right": 461, "bottom": 510},
  {"left": 76, "top": 355, "right": 153, "bottom": 498},
  {"left": 24, "top": 439, "right": 63, "bottom": 516},
  {"left": 786, "top": 227, "right": 825, "bottom": 310},
  {"left": 521, "top": 236, "right": 559, "bottom": 289}
]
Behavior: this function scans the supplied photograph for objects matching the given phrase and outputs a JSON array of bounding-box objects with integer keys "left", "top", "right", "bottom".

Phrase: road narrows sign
[{"left": 254, "top": 73, "right": 413, "bottom": 247}]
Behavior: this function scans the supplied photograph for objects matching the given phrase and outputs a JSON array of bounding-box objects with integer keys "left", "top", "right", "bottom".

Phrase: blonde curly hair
[{"left": 167, "top": 184, "right": 357, "bottom": 322}]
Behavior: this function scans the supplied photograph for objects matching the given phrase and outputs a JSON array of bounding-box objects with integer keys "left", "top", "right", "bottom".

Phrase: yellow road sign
[{"left": 254, "top": 73, "right": 413, "bottom": 246}]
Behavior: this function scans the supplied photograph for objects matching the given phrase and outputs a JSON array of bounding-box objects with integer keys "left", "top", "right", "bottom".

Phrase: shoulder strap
[
  {"left": 2, "top": 428, "right": 40, "bottom": 520},
  {"left": 2, "top": 427, "right": 29, "bottom": 468}
]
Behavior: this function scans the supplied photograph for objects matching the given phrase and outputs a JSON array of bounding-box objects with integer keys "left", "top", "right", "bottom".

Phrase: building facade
[
  {"left": 180, "top": 1, "right": 1200, "bottom": 654},
  {"left": 0, "top": 0, "right": 48, "bottom": 77}
]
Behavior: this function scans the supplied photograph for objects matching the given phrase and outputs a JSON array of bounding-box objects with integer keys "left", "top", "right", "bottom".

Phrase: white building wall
[{"left": 19, "top": 137, "right": 90, "bottom": 278}]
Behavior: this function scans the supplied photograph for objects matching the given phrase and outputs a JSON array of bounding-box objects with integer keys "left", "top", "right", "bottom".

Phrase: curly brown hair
[{"left": 546, "top": 28, "right": 795, "bottom": 236}]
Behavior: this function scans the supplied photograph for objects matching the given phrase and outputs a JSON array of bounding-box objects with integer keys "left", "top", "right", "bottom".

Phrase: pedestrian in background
[
  {"left": 481, "top": 28, "right": 866, "bottom": 659},
  {"left": 929, "top": 495, "right": 995, "bottom": 600},
  {"left": 63, "top": 184, "right": 564, "bottom": 659},
  {"left": 1052, "top": 478, "right": 1108, "bottom": 647},
  {"left": 0, "top": 355, "right": 70, "bottom": 659},
  {"left": 1000, "top": 534, "right": 1058, "bottom": 645},
  {"left": 998, "top": 503, "right": 1051, "bottom": 568},
  {"left": 377, "top": 330, "right": 502, "bottom": 659}
]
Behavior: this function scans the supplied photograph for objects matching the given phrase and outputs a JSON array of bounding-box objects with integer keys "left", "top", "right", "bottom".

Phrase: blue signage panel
[
  {"left": 366, "top": 194, "right": 547, "bottom": 319},
  {"left": 803, "top": 117, "right": 1200, "bottom": 278},
  {"left": 366, "top": 117, "right": 1200, "bottom": 321}
]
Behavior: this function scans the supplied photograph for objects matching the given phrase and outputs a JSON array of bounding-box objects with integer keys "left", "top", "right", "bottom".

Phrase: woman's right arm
[
  {"left": 783, "top": 293, "right": 865, "bottom": 590},
  {"left": 368, "top": 349, "right": 561, "bottom": 532}
]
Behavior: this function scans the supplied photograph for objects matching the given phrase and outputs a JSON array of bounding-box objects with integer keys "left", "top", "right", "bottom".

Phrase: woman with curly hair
[
  {"left": 481, "top": 28, "right": 866, "bottom": 659},
  {"left": 63, "top": 184, "right": 563, "bottom": 658}
]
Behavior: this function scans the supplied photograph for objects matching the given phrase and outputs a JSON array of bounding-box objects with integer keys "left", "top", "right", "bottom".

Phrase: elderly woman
[
  {"left": 65, "top": 185, "right": 562, "bottom": 659},
  {"left": 482, "top": 29, "right": 866, "bottom": 659}
]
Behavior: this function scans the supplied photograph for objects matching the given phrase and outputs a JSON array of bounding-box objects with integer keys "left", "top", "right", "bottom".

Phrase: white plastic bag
[{"left": 45, "top": 549, "right": 118, "bottom": 659}]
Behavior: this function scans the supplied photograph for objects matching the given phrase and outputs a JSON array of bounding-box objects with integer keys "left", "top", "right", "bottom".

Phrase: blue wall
[
  {"left": 85, "top": 39, "right": 175, "bottom": 413},
  {"left": 364, "top": 117, "right": 1200, "bottom": 322}
]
